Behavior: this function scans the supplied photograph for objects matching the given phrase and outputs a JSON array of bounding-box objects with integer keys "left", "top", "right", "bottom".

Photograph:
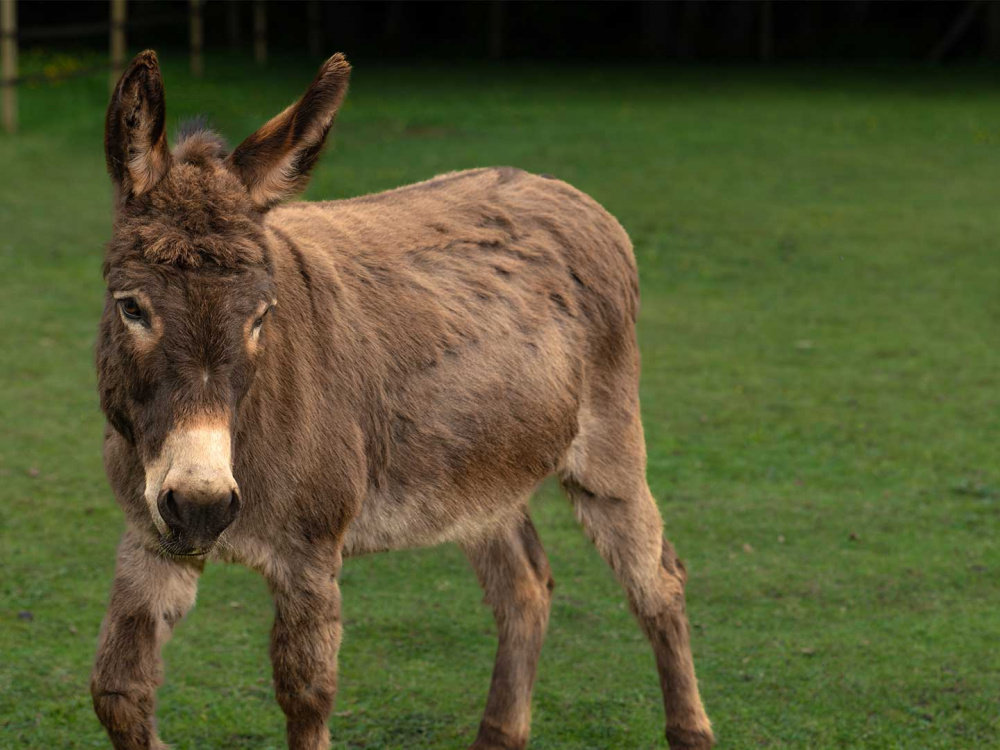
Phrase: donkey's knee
[
  {"left": 275, "top": 682, "right": 336, "bottom": 750},
  {"left": 624, "top": 534, "right": 689, "bottom": 621},
  {"left": 275, "top": 681, "right": 337, "bottom": 724},
  {"left": 626, "top": 562, "right": 686, "bottom": 625},
  {"left": 91, "top": 685, "right": 163, "bottom": 750},
  {"left": 92, "top": 682, "right": 142, "bottom": 726}
]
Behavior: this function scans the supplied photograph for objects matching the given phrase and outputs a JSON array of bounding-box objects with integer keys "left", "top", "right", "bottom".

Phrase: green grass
[{"left": 2, "top": 52, "right": 999, "bottom": 749}]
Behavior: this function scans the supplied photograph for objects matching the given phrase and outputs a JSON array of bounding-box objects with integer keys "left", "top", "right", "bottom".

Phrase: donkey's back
[{"left": 273, "top": 164, "right": 639, "bottom": 365}]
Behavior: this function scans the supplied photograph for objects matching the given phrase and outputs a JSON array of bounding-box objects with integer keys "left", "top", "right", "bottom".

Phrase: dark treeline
[{"left": 15, "top": 1, "right": 1000, "bottom": 63}]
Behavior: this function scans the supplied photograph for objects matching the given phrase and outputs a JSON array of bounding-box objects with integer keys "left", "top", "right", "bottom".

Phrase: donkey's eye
[
  {"left": 118, "top": 297, "right": 144, "bottom": 322},
  {"left": 252, "top": 306, "right": 271, "bottom": 332}
]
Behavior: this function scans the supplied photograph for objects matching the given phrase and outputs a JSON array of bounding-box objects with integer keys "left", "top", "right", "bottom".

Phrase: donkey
[{"left": 91, "top": 50, "right": 714, "bottom": 750}]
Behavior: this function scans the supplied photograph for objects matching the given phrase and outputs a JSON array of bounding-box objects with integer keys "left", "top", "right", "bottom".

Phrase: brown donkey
[{"left": 91, "top": 51, "right": 713, "bottom": 750}]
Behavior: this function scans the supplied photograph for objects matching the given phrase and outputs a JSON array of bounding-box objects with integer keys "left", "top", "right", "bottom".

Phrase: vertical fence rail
[
  {"left": 1, "top": 0, "right": 16, "bottom": 134},
  {"left": 109, "top": 0, "right": 126, "bottom": 93},
  {"left": 489, "top": 0, "right": 504, "bottom": 60},
  {"left": 307, "top": 0, "right": 322, "bottom": 59},
  {"left": 227, "top": 0, "right": 240, "bottom": 52},
  {"left": 987, "top": 1, "right": 1000, "bottom": 60},
  {"left": 254, "top": 0, "right": 267, "bottom": 65},
  {"left": 189, "top": 0, "right": 203, "bottom": 77},
  {"left": 759, "top": 0, "right": 773, "bottom": 62}
]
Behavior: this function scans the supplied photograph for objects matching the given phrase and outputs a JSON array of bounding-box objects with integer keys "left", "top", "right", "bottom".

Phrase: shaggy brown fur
[{"left": 91, "top": 51, "right": 714, "bottom": 750}]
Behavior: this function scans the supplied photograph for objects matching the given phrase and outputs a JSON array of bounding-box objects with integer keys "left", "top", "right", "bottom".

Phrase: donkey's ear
[
  {"left": 227, "top": 53, "right": 351, "bottom": 209},
  {"left": 105, "top": 50, "right": 171, "bottom": 200}
]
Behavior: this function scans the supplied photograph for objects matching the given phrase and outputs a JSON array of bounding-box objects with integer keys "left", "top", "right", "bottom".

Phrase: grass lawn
[{"left": 2, "top": 52, "right": 999, "bottom": 749}]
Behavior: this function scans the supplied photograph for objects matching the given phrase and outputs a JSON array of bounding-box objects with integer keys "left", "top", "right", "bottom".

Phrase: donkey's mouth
[{"left": 157, "top": 534, "right": 214, "bottom": 558}]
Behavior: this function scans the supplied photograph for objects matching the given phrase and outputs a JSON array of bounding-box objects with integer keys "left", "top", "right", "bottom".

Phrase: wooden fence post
[
  {"left": 489, "top": 0, "right": 504, "bottom": 60},
  {"left": 677, "top": 0, "right": 703, "bottom": 60},
  {"left": 190, "top": 0, "right": 204, "bottom": 77},
  {"left": 384, "top": 0, "right": 403, "bottom": 47},
  {"left": 2, "top": 0, "right": 17, "bottom": 134},
  {"left": 930, "top": 0, "right": 984, "bottom": 63},
  {"left": 109, "top": 0, "right": 126, "bottom": 93},
  {"left": 641, "top": 1, "right": 669, "bottom": 58},
  {"left": 759, "top": 0, "right": 773, "bottom": 62},
  {"left": 987, "top": 0, "right": 1000, "bottom": 61},
  {"left": 254, "top": 0, "right": 267, "bottom": 65},
  {"left": 227, "top": 0, "right": 240, "bottom": 52},
  {"left": 307, "top": 0, "right": 322, "bottom": 59}
]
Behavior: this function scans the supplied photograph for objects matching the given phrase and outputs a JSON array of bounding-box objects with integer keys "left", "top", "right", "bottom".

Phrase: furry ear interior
[
  {"left": 227, "top": 53, "right": 351, "bottom": 209},
  {"left": 105, "top": 50, "right": 171, "bottom": 200}
]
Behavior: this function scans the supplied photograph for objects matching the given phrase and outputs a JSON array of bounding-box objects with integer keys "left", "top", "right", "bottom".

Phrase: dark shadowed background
[{"left": 11, "top": 0, "right": 1000, "bottom": 62}]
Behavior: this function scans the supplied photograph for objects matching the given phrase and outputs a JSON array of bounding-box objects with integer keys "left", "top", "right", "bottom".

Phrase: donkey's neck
[{"left": 237, "top": 223, "right": 392, "bottom": 494}]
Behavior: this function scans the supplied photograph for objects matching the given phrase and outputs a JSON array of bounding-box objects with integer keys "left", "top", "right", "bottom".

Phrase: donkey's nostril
[
  {"left": 226, "top": 490, "right": 241, "bottom": 524},
  {"left": 165, "top": 490, "right": 179, "bottom": 519},
  {"left": 158, "top": 489, "right": 183, "bottom": 531}
]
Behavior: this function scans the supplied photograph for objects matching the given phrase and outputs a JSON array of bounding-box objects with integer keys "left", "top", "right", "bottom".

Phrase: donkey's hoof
[
  {"left": 666, "top": 725, "right": 715, "bottom": 750},
  {"left": 468, "top": 723, "right": 528, "bottom": 750}
]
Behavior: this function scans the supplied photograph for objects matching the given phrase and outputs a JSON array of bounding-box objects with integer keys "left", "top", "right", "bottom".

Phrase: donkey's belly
[
  {"left": 341, "top": 487, "right": 527, "bottom": 556},
  {"left": 343, "top": 322, "right": 582, "bottom": 557}
]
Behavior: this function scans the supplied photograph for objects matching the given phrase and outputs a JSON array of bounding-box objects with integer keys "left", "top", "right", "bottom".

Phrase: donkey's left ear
[
  {"left": 105, "top": 50, "right": 171, "bottom": 200},
  {"left": 227, "top": 53, "right": 351, "bottom": 209}
]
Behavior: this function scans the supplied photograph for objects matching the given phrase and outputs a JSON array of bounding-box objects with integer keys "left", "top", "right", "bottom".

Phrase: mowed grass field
[{"left": 2, "top": 53, "right": 999, "bottom": 749}]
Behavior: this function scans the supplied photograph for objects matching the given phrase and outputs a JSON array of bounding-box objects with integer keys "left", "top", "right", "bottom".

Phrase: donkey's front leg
[
  {"left": 270, "top": 558, "right": 343, "bottom": 750},
  {"left": 91, "top": 530, "right": 202, "bottom": 750}
]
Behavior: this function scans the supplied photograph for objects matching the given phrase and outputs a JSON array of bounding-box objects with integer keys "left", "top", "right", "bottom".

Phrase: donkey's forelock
[{"left": 107, "top": 159, "right": 266, "bottom": 270}]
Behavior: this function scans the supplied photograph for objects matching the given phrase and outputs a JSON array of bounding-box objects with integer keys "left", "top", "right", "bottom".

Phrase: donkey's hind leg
[
  {"left": 462, "top": 509, "right": 554, "bottom": 750},
  {"left": 560, "top": 406, "right": 713, "bottom": 750}
]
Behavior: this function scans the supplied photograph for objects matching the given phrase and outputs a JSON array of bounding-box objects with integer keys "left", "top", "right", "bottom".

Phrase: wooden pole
[
  {"left": 1, "top": 0, "right": 17, "bottom": 134},
  {"left": 227, "top": 0, "right": 241, "bottom": 52},
  {"left": 384, "top": 0, "right": 403, "bottom": 47},
  {"left": 254, "top": 0, "right": 267, "bottom": 66},
  {"left": 109, "top": 0, "right": 126, "bottom": 94},
  {"left": 987, "top": 0, "right": 1000, "bottom": 61},
  {"left": 929, "top": 0, "right": 984, "bottom": 63},
  {"left": 758, "top": 0, "right": 773, "bottom": 62},
  {"left": 307, "top": 0, "right": 322, "bottom": 59},
  {"left": 641, "top": 0, "right": 669, "bottom": 58},
  {"left": 489, "top": 0, "right": 504, "bottom": 60},
  {"left": 190, "top": 0, "right": 204, "bottom": 77},
  {"left": 677, "top": 0, "right": 703, "bottom": 60}
]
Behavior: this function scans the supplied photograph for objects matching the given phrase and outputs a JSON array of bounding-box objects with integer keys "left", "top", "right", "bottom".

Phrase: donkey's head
[{"left": 97, "top": 50, "right": 350, "bottom": 555}]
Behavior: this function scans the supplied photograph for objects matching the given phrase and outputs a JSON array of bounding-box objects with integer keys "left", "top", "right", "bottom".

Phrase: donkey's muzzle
[{"left": 157, "top": 485, "right": 240, "bottom": 551}]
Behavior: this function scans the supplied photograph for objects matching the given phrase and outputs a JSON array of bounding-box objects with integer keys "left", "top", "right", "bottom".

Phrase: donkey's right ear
[
  {"left": 227, "top": 53, "right": 351, "bottom": 209},
  {"left": 105, "top": 50, "right": 171, "bottom": 201}
]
